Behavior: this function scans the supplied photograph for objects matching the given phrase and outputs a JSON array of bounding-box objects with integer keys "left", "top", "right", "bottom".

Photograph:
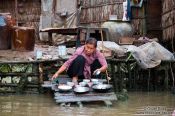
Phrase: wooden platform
[
  {"left": 54, "top": 91, "right": 117, "bottom": 107},
  {"left": 40, "top": 79, "right": 118, "bottom": 107},
  {"left": 52, "top": 84, "right": 117, "bottom": 107}
]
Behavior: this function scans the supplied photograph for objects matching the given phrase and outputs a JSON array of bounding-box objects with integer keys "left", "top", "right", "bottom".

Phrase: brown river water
[{"left": 0, "top": 92, "right": 174, "bottom": 116}]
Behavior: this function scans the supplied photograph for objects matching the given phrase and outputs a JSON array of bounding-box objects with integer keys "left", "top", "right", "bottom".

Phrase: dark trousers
[{"left": 67, "top": 55, "right": 101, "bottom": 79}]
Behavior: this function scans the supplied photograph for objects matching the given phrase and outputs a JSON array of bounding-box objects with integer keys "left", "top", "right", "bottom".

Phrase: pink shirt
[{"left": 63, "top": 46, "right": 107, "bottom": 79}]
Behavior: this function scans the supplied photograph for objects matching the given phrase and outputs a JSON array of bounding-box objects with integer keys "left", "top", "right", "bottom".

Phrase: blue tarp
[{"left": 0, "top": 16, "right": 6, "bottom": 26}]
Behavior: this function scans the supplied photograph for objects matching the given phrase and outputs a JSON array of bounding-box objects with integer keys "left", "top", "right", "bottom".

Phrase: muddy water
[{"left": 0, "top": 92, "right": 174, "bottom": 116}]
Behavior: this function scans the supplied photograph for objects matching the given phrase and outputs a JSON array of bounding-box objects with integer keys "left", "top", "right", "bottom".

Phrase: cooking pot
[{"left": 92, "top": 84, "right": 112, "bottom": 93}]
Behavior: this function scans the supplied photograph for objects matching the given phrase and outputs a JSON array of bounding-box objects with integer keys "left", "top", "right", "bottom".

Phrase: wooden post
[
  {"left": 127, "top": 62, "right": 132, "bottom": 89},
  {"left": 48, "top": 32, "right": 53, "bottom": 45},
  {"left": 119, "top": 63, "right": 122, "bottom": 91},
  {"left": 164, "top": 67, "right": 169, "bottom": 90},
  {"left": 170, "top": 62, "right": 174, "bottom": 87},
  {"left": 134, "top": 65, "right": 138, "bottom": 91},
  {"left": 111, "top": 62, "right": 117, "bottom": 92},
  {"left": 15, "top": 0, "right": 18, "bottom": 26},
  {"left": 148, "top": 69, "right": 151, "bottom": 91},
  {"left": 39, "top": 63, "right": 44, "bottom": 84}
]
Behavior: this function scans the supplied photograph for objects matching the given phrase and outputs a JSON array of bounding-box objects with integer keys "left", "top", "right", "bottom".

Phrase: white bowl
[
  {"left": 44, "top": 81, "right": 51, "bottom": 85},
  {"left": 75, "top": 85, "right": 81, "bottom": 88},
  {"left": 79, "top": 82, "right": 86, "bottom": 87},
  {"left": 67, "top": 82, "right": 74, "bottom": 87},
  {"left": 91, "top": 79, "right": 98, "bottom": 82},
  {"left": 91, "top": 79, "right": 99, "bottom": 85},
  {"left": 83, "top": 79, "right": 90, "bottom": 83}
]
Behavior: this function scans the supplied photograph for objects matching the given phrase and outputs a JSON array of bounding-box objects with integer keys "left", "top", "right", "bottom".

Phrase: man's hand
[
  {"left": 52, "top": 72, "right": 59, "bottom": 80},
  {"left": 51, "top": 65, "right": 66, "bottom": 80},
  {"left": 93, "top": 69, "right": 101, "bottom": 75}
]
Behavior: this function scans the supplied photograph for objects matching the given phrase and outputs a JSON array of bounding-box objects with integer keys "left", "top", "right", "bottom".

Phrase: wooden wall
[
  {"left": 0, "top": 0, "right": 41, "bottom": 40},
  {"left": 78, "top": 0, "right": 148, "bottom": 36},
  {"left": 0, "top": 0, "right": 16, "bottom": 18},
  {"left": 131, "top": 4, "right": 146, "bottom": 36},
  {"left": 162, "top": 0, "right": 175, "bottom": 41},
  {"left": 0, "top": 0, "right": 167, "bottom": 43},
  {"left": 146, "top": 0, "right": 162, "bottom": 39},
  {"left": 78, "top": 0, "right": 125, "bottom": 26}
]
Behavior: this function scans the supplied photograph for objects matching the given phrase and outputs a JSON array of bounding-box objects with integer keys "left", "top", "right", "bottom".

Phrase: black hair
[{"left": 85, "top": 37, "right": 97, "bottom": 48}]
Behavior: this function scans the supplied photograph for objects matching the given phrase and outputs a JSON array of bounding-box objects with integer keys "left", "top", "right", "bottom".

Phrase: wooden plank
[
  {"left": 54, "top": 92, "right": 117, "bottom": 103},
  {"left": 41, "top": 84, "right": 52, "bottom": 88},
  {"left": 55, "top": 95, "right": 116, "bottom": 103},
  {"left": 82, "top": 2, "right": 123, "bottom": 9},
  {"left": 0, "top": 84, "right": 39, "bottom": 88},
  {"left": 0, "top": 73, "right": 39, "bottom": 76},
  {"left": 40, "top": 28, "right": 78, "bottom": 34},
  {"left": 54, "top": 91, "right": 114, "bottom": 96}
]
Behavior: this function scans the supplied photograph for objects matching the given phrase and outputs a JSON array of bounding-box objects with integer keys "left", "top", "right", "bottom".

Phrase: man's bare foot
[{"left": 72, "top": 76, "right": 78, "bottom": 85}]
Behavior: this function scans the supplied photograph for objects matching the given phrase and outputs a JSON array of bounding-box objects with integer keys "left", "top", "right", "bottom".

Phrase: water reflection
[{"left": 0, "top": 92, "right": 174, "bottom": 116}]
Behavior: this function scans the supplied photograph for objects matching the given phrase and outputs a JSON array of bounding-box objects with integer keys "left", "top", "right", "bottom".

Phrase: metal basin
[
  {"left": 92, "top": 84, "right": 112, "bottom": 93},
  {"left": 58, "top": 85, "right": 72, "bottom": 92},
  {"left": 74, "top": 87, "right": 89, "bottom": 94}
]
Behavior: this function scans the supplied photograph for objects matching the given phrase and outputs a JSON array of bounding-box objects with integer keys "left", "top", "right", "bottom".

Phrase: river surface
[{"left": 0, "top": 92, "right": 174, "bottom": 116}]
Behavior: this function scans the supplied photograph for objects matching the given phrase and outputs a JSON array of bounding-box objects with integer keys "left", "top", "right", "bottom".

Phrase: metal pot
[
  {"left": 102, "top": 21, "right": 134, "bottom": 43},
  {"left": 92, "top": 84, "right": 112, "bottom": 93},
  {"left": 74, "top": 87, "right": 89, "bottom": 94}
]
